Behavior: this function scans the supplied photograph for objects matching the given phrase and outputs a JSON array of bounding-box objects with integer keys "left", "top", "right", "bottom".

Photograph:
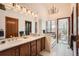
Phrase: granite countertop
[{"left": 0, "top": 35, "right": 45, "bottom": 51}]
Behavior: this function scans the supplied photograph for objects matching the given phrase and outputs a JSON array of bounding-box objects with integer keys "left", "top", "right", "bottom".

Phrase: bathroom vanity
[{"left": 0, "top": 35, "right": 45, "bottom": 56}]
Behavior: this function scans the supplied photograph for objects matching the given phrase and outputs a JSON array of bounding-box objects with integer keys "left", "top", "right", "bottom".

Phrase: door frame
[
  {"left": 76, "top": 3, "right": 78, "bottom": 56},
  {"left": 57, "top": 17, "right": 70, "bottom": 43}
]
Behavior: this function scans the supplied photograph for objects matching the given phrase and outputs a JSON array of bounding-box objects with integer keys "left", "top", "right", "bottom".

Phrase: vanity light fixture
[
  {"left": 22, "top": 7, "right": 26, "bottom": 13},
  {"left": 31, "top": 12, "right": 34, "bottom": 16},
  {"left": 15, "top": 4, "right": 21, "bottom": 11},
  {"left": 27, "top": 10, "right": 31, "bottom": 14},
  {"left": 12, "top": 3, "right": 22, "bottom": 12},
  {"left": 34, "top": 14, "right": 38, "bottom": 18},
  {"left": 4, "top": 3, "right": 38, "bottom": 18}
]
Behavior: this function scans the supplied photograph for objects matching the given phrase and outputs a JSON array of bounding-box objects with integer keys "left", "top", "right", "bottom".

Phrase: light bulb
[{"left": 27, "top": 10, "right": 31, "bottom": 14}]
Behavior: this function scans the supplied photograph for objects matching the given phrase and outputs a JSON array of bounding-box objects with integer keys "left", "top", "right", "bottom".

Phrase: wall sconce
[
  {"left": 34, "top": 14, "right": 38, "bottom": 18},
  {"left": 31, "top": 12, "right": 35, "bottom": 16},
  {"left": 22, "top": 7, "right": 26, "bottom": 13},
  {"left": 15, "top": 4, "right": 21, "bottom": 11},
  {"left": 27, "top": 10, "right": 31, "bottom": 14},
  {"left": 5, "top": 3, "right": 13, "bottom": 10}
]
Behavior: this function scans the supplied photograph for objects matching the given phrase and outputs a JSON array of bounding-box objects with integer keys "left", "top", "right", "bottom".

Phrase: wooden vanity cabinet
[
  {"left": 0, "top": 37, "right": 45, "bottom": 56},
  {"left": 37, "top": 39, "right": 41, "bottom": 55},
  {"left": 41, "top": 37, "right": 45, "bottom": 50},
  {"left": 19, "top": 43, "right": 30, "bottom": 56},
  {"left": 0, "top": 47, "right": 19, "bottom": 56},
  {"left": 30, "top": 40, "right": 37, "bottom": 56}
]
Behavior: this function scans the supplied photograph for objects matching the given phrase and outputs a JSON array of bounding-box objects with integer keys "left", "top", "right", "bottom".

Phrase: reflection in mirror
[
  {"left": 46, "top": 20, "right": 56, "bottom": 39},
  {"left": 0, "top": 29, "right": 4, "bottom": 37}
]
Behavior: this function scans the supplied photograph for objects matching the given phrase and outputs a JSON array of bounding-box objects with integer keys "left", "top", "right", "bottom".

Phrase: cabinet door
[
  {"left": 41, "top": 37, "right": 45, "bottom": 50},
  {"left": 30, "top": 41, "right": 37, "bottom": 56},
  {"left": 0, "top": 48, "right": 16, "bottom": 56},
  {"left": 20, "top": 43, "right": 30, "bottom": 56},
  {"left": 15, "top": 47, "right": 19, "bottom": 56},
  {"left": 37, "top": 39, "right": 41, "bottom": 54}
]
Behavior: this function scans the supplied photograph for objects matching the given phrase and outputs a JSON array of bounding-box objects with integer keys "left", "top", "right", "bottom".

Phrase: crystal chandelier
[{"left": 49, "top": 4, "right": 59, "bottom": 15}]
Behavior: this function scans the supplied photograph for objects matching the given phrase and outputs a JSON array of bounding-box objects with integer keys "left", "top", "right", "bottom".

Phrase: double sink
[
  {"left": 0, "top": 37, "right": 28, "bottom": 44},
  {"left": 0, "top": 34, "right": 41, "bottom": 45}
]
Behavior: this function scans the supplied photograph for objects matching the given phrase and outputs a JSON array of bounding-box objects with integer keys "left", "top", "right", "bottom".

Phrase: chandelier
[{"left": 49, "top": 4, "right": 59, "bottom": 15}]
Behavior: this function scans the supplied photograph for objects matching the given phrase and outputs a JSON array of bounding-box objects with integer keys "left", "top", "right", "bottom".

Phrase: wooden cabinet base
[{"left": 0, "top": 37, "right": 45, "bottom": 56}]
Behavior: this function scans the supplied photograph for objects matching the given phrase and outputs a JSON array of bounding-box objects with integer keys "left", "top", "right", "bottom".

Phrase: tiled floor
[
  {"left": 40, "top": 37, "right": 73, "bottom": 56},
  {"left": 51, "top": 42, "right": 73, "bottom": 56}
]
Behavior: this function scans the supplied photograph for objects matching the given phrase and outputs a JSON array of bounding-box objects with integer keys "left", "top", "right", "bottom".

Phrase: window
[{"left": 46, "top": 20, "right": 56, "bottom": 39}]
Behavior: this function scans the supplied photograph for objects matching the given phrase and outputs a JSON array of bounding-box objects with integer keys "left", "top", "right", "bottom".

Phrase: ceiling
[{"left": 18, "top": 3, "right": 73, "bottom": 20}]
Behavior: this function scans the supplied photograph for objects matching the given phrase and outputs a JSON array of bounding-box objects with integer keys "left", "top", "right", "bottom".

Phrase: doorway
[
  {"left": 57, "top": 17, "right": 70, "bottom": 44},
  {"left": 6, "top": 17, "right": 18, "bottom": 38}
]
